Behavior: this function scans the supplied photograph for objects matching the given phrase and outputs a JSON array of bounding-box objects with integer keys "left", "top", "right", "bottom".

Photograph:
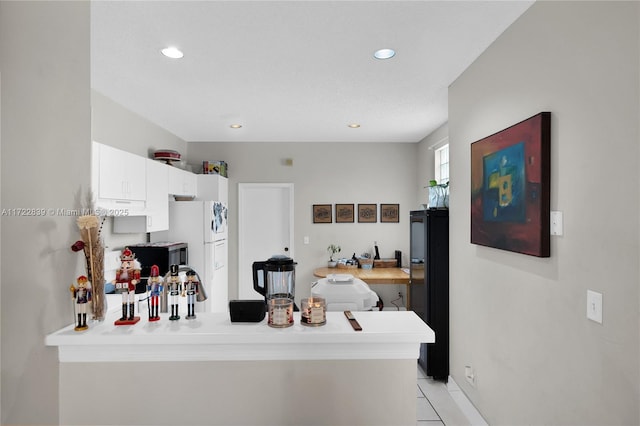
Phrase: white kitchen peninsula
[{"left": 46, "top": 310, "right": 434, "bottom": 426}]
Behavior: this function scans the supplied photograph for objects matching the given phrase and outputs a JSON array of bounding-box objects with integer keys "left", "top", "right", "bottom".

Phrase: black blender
[{"left": 252, "top": 255, "right": 298, "bottom": 311}]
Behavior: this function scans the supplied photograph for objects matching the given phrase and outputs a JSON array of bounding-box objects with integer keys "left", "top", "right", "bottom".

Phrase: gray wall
[
  {"left": 187, "top": 142, "right": 420, "bottom": 305},
  {"left": 0, "top": 2, "right": 90, "bottom": 424},
  {"left": 448, "top": 1, "right": 639, "bottom": 424}
]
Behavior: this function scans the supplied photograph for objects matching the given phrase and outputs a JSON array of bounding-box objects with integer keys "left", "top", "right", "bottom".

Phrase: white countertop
[{"left": 46, "top": 310, "right": 434, "bottom": 363}]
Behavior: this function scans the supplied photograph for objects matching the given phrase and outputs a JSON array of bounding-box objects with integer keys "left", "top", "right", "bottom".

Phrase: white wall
[
  {"left": 90, "top": 90, "right": 188, "bottom": 251},
  {"left": 448, "top": 1, "right": 639, "bottom": 424},
  {"left": 187, "top": 142, "right": 419, "bottom": 306},
  {"left": 0, "top": 2, "right": 90, "bottom": 424}
]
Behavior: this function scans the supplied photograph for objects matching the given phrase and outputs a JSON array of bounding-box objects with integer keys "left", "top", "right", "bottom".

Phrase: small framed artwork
[
  {"left": 312, "top": 204, "right": 332, "bottom": 223},
  {"left": 335, "top": 204, "right": 355, "bottom": 223},
  {"left": 358, "top": 204, "right": 377, "bottom": 223},
  {"left": 380, "top": 204, "right": 399, "bottom": 223}
]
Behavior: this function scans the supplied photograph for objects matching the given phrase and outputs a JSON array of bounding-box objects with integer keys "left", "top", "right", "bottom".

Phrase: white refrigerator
[{"left": 168, "top": 200, "right": 228, "bottom": 313}]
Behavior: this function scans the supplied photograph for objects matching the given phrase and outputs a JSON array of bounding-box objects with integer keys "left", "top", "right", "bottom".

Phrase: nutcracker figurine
[
  {"left": 70, "top": 275, "right": 92, "bottom": 331},
  {"left": 184, "top": 270, "right": 200, "bottom": 319},
  {"left": 146, "top": 264, "right": 163, "bottom": 321},
  {"left": 113, "top": 247, "right": 141, "bottom": 325},
  {"left": 167, "top": 264, "right": 182, "bottom": 321}
]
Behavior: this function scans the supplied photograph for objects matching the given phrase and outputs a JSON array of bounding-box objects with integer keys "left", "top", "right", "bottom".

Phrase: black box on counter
[{"left": 229, "top": 300, "right": 266, "bottom": 322}]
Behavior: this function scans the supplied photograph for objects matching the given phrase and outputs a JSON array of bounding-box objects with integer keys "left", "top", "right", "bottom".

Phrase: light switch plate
[
  {"left": 587, "top": 290, "right": 603, "bottom": 324},
  {"left": 550, "top": 211, "right": 563, "bottom": 235}
]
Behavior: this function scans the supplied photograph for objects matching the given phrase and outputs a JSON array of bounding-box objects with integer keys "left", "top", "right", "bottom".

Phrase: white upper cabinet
[
  {"left": 92, "top": 141, "right": 146, "bottom": 214},
  {"left": 168, "top": 166, "right": 197, "bottom": 197},
  {"left": 113, "top": 158, "right": 169, "bottom": 233}
]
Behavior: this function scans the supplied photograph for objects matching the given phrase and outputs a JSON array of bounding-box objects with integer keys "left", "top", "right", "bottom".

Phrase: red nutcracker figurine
[
  {"left": 70, "top": 275, "right": 92, "bottom": 331},
  {"left": 113, "top": 247, "right": 141, "bottom": 325},
  {"left": 146, "top": 265, "right": 163, "bottom": 321},
  {"left": 184, "top": 270, "right": 200, "bottom": 319}
]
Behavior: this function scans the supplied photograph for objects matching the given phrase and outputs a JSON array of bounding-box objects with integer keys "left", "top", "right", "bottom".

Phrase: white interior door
[{"left": 238, "top": 183, "right": 294, "bottom": 300}]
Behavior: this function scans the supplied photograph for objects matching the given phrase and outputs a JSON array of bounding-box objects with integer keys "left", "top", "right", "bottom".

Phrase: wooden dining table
[{"left": 313, "top": 266, "right": 412, "bottom": 309}]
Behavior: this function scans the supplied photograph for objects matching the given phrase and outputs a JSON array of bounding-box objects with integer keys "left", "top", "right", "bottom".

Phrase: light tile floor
[{"left": 416, "top": 363, "right": 481, "bottom": 426}]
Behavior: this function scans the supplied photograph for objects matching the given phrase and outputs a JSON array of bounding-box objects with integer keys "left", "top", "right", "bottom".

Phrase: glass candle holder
[
  {"left": 301, "top": 297, "right": 326, "bottom": 326},
  {"left": 267, "top": 298, "right": 294, "bottom": 328}
]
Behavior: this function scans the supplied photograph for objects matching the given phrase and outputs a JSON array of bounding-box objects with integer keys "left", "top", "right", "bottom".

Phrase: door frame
[{"left": 237, "top": 183, "right": 294, "bottom": 299}]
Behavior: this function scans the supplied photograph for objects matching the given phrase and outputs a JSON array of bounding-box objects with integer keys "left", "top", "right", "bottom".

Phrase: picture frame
[
  {"left": 470, "top": 112, "right": 551, "bottom": 257},
  {"left": 357, "top": 204, "right": 377, "bottom": 223},
  {"left": 312, "top": 204, "right": 332, "bottom": 223},
  {"left": 380, "top": 204, "right": 399, "bottom": 223},
  {"left": 335, "top": 204, "right": 355, "bottom": 223}
]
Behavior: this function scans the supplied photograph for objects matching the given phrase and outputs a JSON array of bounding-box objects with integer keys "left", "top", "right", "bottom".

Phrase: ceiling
[{"left": 91, "top": 1, "right": 534, "bottom": 143}]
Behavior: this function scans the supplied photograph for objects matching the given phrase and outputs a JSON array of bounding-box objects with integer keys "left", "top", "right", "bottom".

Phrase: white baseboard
[{"left": 446, "top": 376, "right": 488, "bottom": 426}]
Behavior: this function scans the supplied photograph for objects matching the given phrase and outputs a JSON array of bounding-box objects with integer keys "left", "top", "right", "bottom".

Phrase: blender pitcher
[{"left": 252, "top": 255, "right": 297, "bottom": 301}]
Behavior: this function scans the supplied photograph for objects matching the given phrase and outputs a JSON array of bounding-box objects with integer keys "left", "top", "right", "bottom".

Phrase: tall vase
[
  {"left": 80, "top": 225, "right": 106, "bottom": 321},
  {"left": 90, "top": 244, "right": 106, "bottom": 321}
]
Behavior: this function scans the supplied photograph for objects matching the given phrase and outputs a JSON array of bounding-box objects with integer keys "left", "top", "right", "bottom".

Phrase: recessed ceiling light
[
  {"left": 161, "top": 46, "right": 184, "bottom": 59},
  {"left": 373, "top": 48, "right": 395, "bottom": 60},
  {"left": 348, "top": 123, "right": 361, "bottom": 128},
  {"left": 230, "top": 124, "right": 242, "bottom": 129}
]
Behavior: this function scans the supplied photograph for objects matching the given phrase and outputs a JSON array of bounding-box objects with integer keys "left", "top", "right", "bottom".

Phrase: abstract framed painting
[{"left": 470, "top": 112, "right": 551, "bottom": 257}]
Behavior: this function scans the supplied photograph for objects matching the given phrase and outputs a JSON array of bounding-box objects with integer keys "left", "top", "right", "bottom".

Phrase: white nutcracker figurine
[
  {"left": 113, "top": 247, "right": 141, "bottom": 325},
  {"left": 146, "top": 264, "right": 163, "bottom": 321},
  {"left": 167, "top": 264, "right": 182, "bottom": 321},
  {"left": 70, "top": 275, "right": 92, "bottom": 331},
  {"left": 184, "top": 270, "right": 201, "bottom": 319}
]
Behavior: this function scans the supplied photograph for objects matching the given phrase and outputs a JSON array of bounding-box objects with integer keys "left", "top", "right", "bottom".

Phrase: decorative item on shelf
[
  {"left": 202, "top": 160, "right": 228, "bottom": 177},
  {"left": 337, "top": 258, "right": 358, "bottom": 269},
  {"left": 69, "top": 275, "right": 91, "bottom": 331},
  {"left": 71, "top": 209, "right": 106, "bottom": 322},
  {"left": 327, "top": 244, "right": 341, "bottom": 268},
  {"left": 373, "top": 259, "right": 397, "bottom": 268},
  {"left": 425, "top": 180, "right": 449, "bottom": 209},
  {"left": 153, "top": 149, "right": 181, "bottom": 165},
  {"left": 113, "top": 247, "right": 141, "bottom": 326},
  {"left": 358, "top": 254, "right": 373, "bottom": 270}
]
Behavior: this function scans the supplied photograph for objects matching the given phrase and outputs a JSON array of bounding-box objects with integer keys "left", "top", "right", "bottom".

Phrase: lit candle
[{"left": 301, "top": 297, "right": 326, "bottom": 326}]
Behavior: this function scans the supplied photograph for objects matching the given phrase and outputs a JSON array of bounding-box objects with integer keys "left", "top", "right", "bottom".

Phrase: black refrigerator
[{"left": 410, "top": 209, "right": 449, "bottom": 381}]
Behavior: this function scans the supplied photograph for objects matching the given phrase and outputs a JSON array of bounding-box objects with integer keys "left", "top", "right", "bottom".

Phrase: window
[{"left": 434, "top": 144, "right": 449, "bottom": 184}]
